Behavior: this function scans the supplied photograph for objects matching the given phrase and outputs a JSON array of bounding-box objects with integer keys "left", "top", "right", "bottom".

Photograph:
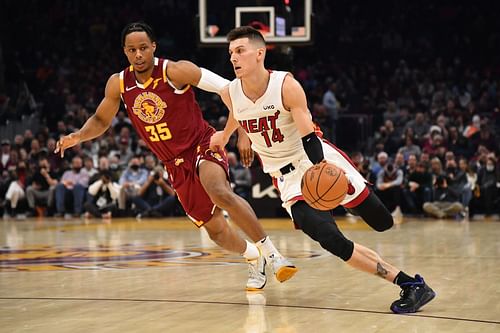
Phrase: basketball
[{"left": 301, "top": 161, "right": 348, "bottom": 211}]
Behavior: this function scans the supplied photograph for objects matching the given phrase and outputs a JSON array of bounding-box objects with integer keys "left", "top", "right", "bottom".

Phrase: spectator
[
  {"left": 394, "top": 152, "right": 405, "bottom": 171},
  {"left": 4, "top": 159, "right": 28, "bottom": 218},
  {"left": 398, "top": 135, "right": 421, "bottom": 160},
  {"left": 405, "top": 112, "right": 430, "bottom": 143},
  {"left": 322, "top": 81, "right": 339, "bottom": 143},
  {"left": 112, "top": 110, "right": 133, "bottom": 134},
  {"left": 133, "top": 166, "right": 176, "bottom": 218},
  {"left": 371, "top": 151, "right": 389, "bottom": 177},
  {"left": 477, "top": 156, "right": 499, "bottom": 217},
  {"left": 447, "top": 126, "right": 469, "bottom": 158},
  {"left": 84, "top": 170, "right": 120, "bottom": 219},
  {"left": 376, "top": 162, "right": 403, "bottom": 215},
  {"left": 25, "top": 157, "right": 57, "bottom": 216},
  {"left": 430, "top": 157, "right": 445, "bottom": 182},
  {"left": 118, "top": 157, "right": 148, "bottom": 212},
  {"left": 110, "top": 137, "right": 134, "bottom": 168},
  {"left": 0, "top": 140, "right": 13, "bottom": 174},
  {"left": 228, "top": 152, "right": 252, "bottom": 200},
  {"left": 83, "top": 156, "right": 98, "bottom": 179},
  {"left": 463, "top": 114, "right": 481, "bottom": 138},
  {"left": 423, "top": 175, "right": 464, "bottom": 219},
  {"left": 403, "top": 161, "right": 433, "bottom": 215},
  {"left": 457, "top": 158, "right": 476, "bottom": 216},
  {"left": 54, "top": 156, "right": 89, "bottom": 218}
]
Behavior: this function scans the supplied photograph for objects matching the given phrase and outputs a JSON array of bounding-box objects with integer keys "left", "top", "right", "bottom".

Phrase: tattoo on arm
[{"left": 375, "top": 262, "right": 388, "bottom": 279}]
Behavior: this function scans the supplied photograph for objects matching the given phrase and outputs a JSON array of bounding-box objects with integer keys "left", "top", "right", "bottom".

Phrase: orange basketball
[{"left": 301, "top": 161, "right": 348, "bottom": 211}]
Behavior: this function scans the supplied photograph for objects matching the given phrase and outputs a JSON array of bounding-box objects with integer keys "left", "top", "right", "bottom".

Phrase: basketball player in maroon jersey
[
  {"left": 211, "top": 26, "right": 435, "bottom": 313},
  {"left": 55, "top": 22, "right": 297, "bottom": 290}
]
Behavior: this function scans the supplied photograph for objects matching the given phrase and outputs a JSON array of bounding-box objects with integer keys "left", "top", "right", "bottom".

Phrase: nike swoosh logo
[{"left": 125, "top": 86, "right": 137, "bottom": 92}]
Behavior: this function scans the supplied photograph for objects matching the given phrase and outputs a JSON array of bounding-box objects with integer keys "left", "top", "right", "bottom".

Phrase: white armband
[{"left": 197, "top": 68, "right": 229, "bottom": 94}]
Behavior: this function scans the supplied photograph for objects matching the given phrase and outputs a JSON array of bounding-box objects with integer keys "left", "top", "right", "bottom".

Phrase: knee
[
  {"left": 292, "top": 202, "right": 354, "bottom": 261},
  {"left": 372, "top": 214, "right": 393, "bottom": 232},
  {"left": 205, "top": 221, "right": 227, "bottom": 244},
  {"left": 423, "top": 202, "right": 432, "bottom": 210},
  {"left": 207, "top": 185, "right": 235, "bottom": 209}
]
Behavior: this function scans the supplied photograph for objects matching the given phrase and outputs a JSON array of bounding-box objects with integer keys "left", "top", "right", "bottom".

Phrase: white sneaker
[
  {"left": 266, "top": 254, "right": 298, "bottom": 283},
  {"left": 246, "top": 255, "right": 266, "bottom": 291}
]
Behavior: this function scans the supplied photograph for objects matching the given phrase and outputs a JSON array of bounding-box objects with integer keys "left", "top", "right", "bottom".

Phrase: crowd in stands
[{"left": 0, "top": 1, "right": 498, "bottom": 219}]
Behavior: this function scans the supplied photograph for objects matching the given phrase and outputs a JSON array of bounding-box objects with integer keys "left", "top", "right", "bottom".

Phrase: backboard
[{"left": 198, "top": 0, "right": 312, "bottom": 46}]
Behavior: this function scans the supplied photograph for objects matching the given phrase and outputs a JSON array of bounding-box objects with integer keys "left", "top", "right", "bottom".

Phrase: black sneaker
[{"left": 390, "top": 274, "right": 436, "bottom": 314}]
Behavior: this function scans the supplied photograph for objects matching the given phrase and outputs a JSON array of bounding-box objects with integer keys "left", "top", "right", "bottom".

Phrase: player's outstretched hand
[
  {"left": 54, "top": 132, "right": 81, "bottom": 158},
  {"left": 237, "top": 132, "right": 254, "bottom": 168}
]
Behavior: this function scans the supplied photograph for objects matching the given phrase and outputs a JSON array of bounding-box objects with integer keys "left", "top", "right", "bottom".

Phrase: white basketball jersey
[{"left": 229, "top": 71, "right": 306, "bottom": 173}]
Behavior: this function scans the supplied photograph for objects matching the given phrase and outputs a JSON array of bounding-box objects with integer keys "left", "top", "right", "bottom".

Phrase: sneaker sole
[
  {"left": 246, "top": 286, "right": 265, "bottom": 292},
  {"left": 391, "top": 290, "right": 436, "bottom": 314},
  {"left": 275, "top": 266, "right": 298, "bottom": 283}
]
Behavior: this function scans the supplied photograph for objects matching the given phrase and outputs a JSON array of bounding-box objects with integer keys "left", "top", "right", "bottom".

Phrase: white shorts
[{"left": 272, "top": 140, "right": 369, "bottom": 217}]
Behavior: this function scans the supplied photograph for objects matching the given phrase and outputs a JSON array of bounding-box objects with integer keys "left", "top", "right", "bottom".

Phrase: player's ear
[
  {"left": 257, "top": 47, "right": 265, "bottom": 60},
  {"left": 152, "top": 42, "right": 157, "bottom": 53}
]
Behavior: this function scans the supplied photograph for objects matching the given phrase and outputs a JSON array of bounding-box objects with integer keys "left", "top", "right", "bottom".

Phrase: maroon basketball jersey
[{"left": 119, "top": 57, "right": 210, "bottom": 162}]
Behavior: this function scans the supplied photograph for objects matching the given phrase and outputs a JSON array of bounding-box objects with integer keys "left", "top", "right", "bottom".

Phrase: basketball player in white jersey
[{"left": 210, "top": 26, "right": 435, "bottom": 314}]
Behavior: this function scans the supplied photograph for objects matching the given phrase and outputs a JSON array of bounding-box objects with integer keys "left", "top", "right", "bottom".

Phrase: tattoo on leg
[{"left": 375, "top": 262, "right": 388, "bottom": 279}]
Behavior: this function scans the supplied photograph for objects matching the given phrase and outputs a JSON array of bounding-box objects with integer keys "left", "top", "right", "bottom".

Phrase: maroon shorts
[{"left": 164, "top": 127, "right": 229, "bottom": 227}]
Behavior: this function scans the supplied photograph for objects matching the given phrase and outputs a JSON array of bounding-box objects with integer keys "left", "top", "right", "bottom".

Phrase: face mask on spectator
[
  {"left": 131, "top": 164, "right": 140, "bottom": 171},
  {"left": 73, "top": 166, "right": 81, "bottom": 173},
  {"left": 486, "top": 164, "right": 494, "bottom": 172}
]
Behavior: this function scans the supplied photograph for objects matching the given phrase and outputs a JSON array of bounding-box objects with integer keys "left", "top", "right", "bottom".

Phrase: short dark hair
[
  {"left": 121, "top": 22, "right": 156, "bottom": 47},
  {"left": 227, "top": 26, "right": 265, "bottom": 45}
]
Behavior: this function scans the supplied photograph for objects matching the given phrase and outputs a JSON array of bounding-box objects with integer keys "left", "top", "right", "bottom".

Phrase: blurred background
[{"left": 0, "top": 0, "right": 498, "bottom": 220}]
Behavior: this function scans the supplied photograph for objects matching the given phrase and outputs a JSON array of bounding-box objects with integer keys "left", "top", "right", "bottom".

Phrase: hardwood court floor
[{"left": 1, "top": 215, "right": 499, "bottom": 332}]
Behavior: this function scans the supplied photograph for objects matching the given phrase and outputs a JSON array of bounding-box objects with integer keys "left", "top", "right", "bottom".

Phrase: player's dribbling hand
[
  {"left": 237, "top": 132, "right": 254, "bottom": 168},
  {"left": 54, "top": 132, "right": 81, "bottom": 158}
]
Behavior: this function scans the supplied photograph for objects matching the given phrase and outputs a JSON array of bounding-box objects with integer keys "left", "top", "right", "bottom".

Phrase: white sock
[
  {"left": 242, "top": 240, "right": 260, "bottom": 260},
  {"left": 256, "top": 236, "right": 281, "bottom": 258}
]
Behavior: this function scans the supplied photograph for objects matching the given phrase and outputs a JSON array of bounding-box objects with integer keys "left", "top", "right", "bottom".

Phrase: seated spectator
[
  {"left": 4, "top": 159, "right": 28, "bottom": 218},
  {"left": 110, "top": 137, "right": 134, "bottom": 168},
  {"left": 403, "top": 161, "right": 432, "bottom": 214},
  {"left": 404, "top": 112, "right": 430, "bottom": 143},
  {"left": 371, "top": 151, "right": 389, "bottom": 177},
  {"left": 0, "top": 139, "right": 14, "bottom": 174},
  {"left": 84, "top": 170, "right": 120, "bottom": 219},
  {"left": 447, "top": 126, "right": 469, "bottom": 158},
  {"left": 54, "top": 156, "right": 89, "bottom": 218},
  {"left": 83, "top": 156, "right": 98, "bottom": 179},
  {"left": 228, "top": 152, "right": 252, "bottom": 200},
  {"left": 423, "top": 175, "right": 464, "bottom": 219},
  {"left": 398, "top": 134, "right": 421, "bottom": 160},
  {"left": 25, "top": 157, "right": 57, "bottom": 216},
  {"left": 423, "top": 132, "right": 446, "bottom": 157},
  {"left": 118, "top": 157, "right": 148, "bottom": 212},
  {"left": 376, "top": 161, "right": 403, "bottom": 215},
  {"left": 133, "top": 166, "right": 176, "bottom": 218},
  {"left": 477, "top": 156, "right": 499, "bottom": 217},
  {"left": 394, "top": 152, "right": 406, "bottom": 171},
  {"left": 430, "top": 157, "right": 445, "bottom": 182},
  {"left": 463, "top": 114, "right": 481, "bottom": 139},
  {"left": 457, "top": 158, "right": 476, "bottom": 216}
]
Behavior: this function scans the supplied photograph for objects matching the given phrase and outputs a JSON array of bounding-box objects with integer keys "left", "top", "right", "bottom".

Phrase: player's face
[
  {"left": 228, "top": 38, "right": 265, "bottom": 78},
  {"left": 123, "top": 32, "right": 157, "bottom": 74}
]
